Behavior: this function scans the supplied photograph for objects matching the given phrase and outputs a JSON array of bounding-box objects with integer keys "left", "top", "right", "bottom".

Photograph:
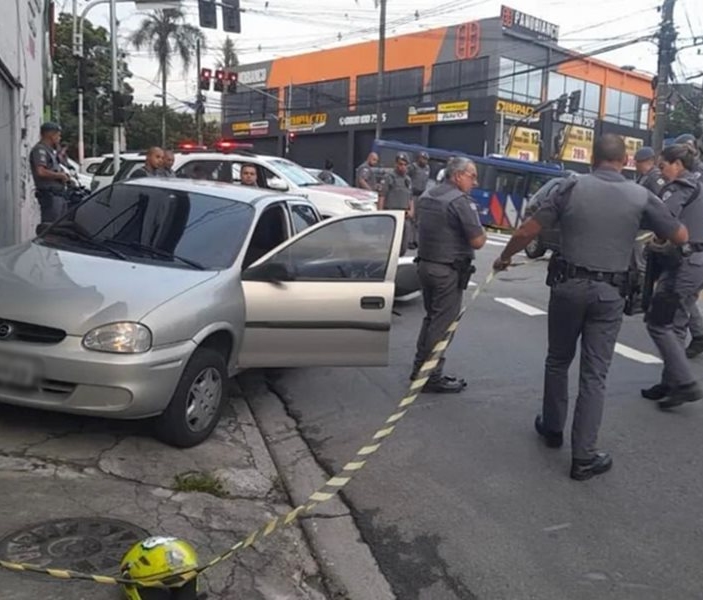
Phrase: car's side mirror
[
  {"left": 242, "top": 261, "right": 294, "bottom": 283},
  {"left": 268, "top": 177, "right": 289, "bottom": 192}
]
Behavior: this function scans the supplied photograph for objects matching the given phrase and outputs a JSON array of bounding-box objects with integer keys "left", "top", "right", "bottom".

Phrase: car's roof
[{"left": 119, "top": 176, "right": 309, "bottom": 206}]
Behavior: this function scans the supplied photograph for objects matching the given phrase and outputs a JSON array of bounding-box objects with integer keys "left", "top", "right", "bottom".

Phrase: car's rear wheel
[
  {"left": 154, "top": 347, "right": 228, "bottom": 448},
  {"left": 525, "top": 237, "right": 547, "bottom": 259}
]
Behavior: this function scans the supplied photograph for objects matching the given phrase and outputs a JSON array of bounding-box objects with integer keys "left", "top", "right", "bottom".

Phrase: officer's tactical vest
[{"left": 417, "top": 184, "right": 474, "bottom": 263}]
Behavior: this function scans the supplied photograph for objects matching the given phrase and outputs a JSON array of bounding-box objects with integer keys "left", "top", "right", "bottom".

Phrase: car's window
[
  {"left": 242, "top": 204, "right": 289, "bottom": 269},
  {"left": 40, "top": 184, "right": 254, "bottom": 270},
  {"left": 265, "top": 158, "right": 321, "bottom": 187},
  {"left": 231, "top": 162, "right": 242, "bottom": 183},
  {"left": 114, "top": 160, "right": 145, "bottom": 182},
  {"left": 86, "top": 163, "right": 101, "bottom": 174},
  {"left": 94, "top": 157, "right": 119, "bottom": 176},
  {"left": 177, "top": 160, "right": 225, "bottom": 181},
  {"left": 261, "top": 166, "right": 280, "bottom": 189},
  {"left": 290, "top": 204, "right": 319, "bottom": 234},
  {"left": 333, "top": 173, "right": 351, "bottom": 187},
  {"left": 259, "top": 214, "right": 396, "bottom": 281}
]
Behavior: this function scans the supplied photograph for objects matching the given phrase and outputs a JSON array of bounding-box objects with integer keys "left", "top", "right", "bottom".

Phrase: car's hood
[
  {"left": 0, "top": 242, "right": 218, "bottom": 335},
  {"left": 314, "top": 184, "right": 378, "bottom": 203}
]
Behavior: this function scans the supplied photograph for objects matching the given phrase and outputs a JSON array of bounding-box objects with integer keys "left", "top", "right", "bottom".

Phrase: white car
[
  {"left": 112, "top": 151, "right": 377, "bottom": 218},
  {"left": 90, "top": 153, "right": 143, "bottom": 192},
  {"left": 64, "top": 158, "right": 92, "bottom": 189},
  {"left": 80, "top": 157, "right": 107, "bottom": 175}
]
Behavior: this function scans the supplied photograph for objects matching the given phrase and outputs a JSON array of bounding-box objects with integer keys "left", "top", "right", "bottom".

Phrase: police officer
[
  {"left": 634, "top": 146, "right": 666, "bottom": 195},
  {"left": 494, "top": 134, "right": 687, "bottom": 481},
  {"left": 30, "top": 122, "right": 70, "bottom": 223},
  {"left": 378, "top": 153, "right": 413, "bottom": 256},
  {"left": 412, "top": 156, "right": 487, "bottom": 393},
  {"left": 642, "top": 143, "right": 703, "bottom": 408},
  {"left": 355, "top": 152, "right": 379, "bottom": 191},
  {"left": 674, "top": 134, "right": 703, "bottom": 178},
  {"left": 407, "top": 151, "right": 430, "bottom": 249},
  {"left": 130, "top": 147, "right": 164, "bottom": 179}
]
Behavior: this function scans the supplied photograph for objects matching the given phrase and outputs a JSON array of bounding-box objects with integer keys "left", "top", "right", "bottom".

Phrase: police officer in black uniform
[
  {"left": 634, "top": 146, "right": 666, "bottom": 195},
  {"left": 378, "top": 152, "right": 413, "bottom": 256},
  {"left": 494, "top": 134, "right": 687, "bottom": 481},
  {"left": 30, "top": 122, "right": 70, "bottom": 223},
  {"left": 674, "top": 134, "right": 703, "bottom": 179},
  {"left": 412, "top": 156, "right": 487, "bottom": 393},
  {"left": 642, "top": 143, "right": 703, "bottom": 408}
]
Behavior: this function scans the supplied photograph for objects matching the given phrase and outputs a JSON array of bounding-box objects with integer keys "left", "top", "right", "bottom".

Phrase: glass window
[
  {"left": 95, "top": 157, "right": 120, "bottom": 177},
  {"left": 548, "top": 74, "right": 600, "bottom": 117},
  {"left": 40, "top": 185, "right": 255, "bottom": 270},
  {"left": 86, "top": 163, "right": 101, "bottom": 174},
  {"left": 640, "top": 102, "right": 650, "bottom": 129},
  {"left": 603, "top": 88, "right": 645, "bottom": 127},
  {"left": 290, "top": 204, "right": 319, "bottom": 234},
  {"left": 495, "top": 170, "right": 524, "bottom": 196},
  {"left": 177, "top": 160, "right": 226, "bottom": 182},
  {"left": 499, "top": 58, "right": 542, "bottom": 104},
  {"left": 583, "top": 82, "right": 601, "bottom": 115},
  {"left": 264, "top": 215, "right": 396, "bottom": 281},
  {"left": 619, "top": 92, "right": 637, "bottom": 124},
  {"left": 266, "top": 158, "right": 322, "bottom": 187},
  {"left": 548, "top": 72, "right": 565, "bottom": 102},
  {"left": 114, "top": 160, "right": 145, "bottom": 182}
]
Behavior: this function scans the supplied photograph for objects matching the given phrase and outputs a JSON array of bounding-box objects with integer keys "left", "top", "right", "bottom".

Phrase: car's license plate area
[{"left": 0, "top": 354, "right": 42, "bottom": 390}]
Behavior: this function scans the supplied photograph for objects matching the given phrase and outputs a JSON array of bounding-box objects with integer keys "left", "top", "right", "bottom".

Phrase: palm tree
[
  {"left": 130, "top": 8, "right": 205, "bottom": 147},
  {"left": 217, "top": 36, "right": 239, "bottom": 72}
]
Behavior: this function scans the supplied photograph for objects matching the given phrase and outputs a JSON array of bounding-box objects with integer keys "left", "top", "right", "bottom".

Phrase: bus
[{"left": 371, "top": 139, "right": 566, "bottom": 230}]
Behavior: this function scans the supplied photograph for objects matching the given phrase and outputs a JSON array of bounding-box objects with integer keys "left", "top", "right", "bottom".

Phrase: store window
[
  {"left": 547, "top": 72, "right": 600, "bottom": 117},
  {"left": 498, "top": 58, "right": 543, "bottom": 104}
]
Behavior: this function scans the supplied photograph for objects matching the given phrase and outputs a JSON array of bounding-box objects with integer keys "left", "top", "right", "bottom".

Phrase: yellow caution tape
[{"left": 0, "top": 268, "right": 499, "bottom": 589}]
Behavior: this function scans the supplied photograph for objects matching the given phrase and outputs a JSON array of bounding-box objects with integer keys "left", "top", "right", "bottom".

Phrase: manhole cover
[{"left": 0, "top": 518, "right": 150, "bottom": 581}]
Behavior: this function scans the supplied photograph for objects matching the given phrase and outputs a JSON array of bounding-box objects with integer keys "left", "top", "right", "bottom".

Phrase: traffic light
[
  {"left": 213, "top": 69, "right": 225, "bottom": 92},
  {"left": 568, "top": 89, "right": 582, "bottom": 114},
  {"left": 198, "top": 0, "right": 217, "bottom": 29},
  {"left": 199, "top": 67, "right": 212, "bottom": 91},
  {"left": 555, "top": 93, "right": 568, "bottom": 116},
  {"left": 112, "top": 91, "right": 134, "bottom": 125},
  {"left": 222, "top": 0, "right": 242, "bottom": 33},
  {"left": 226, "top": 71, "right": 237, "bottom": 93}
]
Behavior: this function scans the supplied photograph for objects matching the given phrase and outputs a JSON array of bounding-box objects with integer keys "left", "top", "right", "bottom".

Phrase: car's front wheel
[
  {"left": 154, "top": 347, "right": 228, "bottom": 448},
  {"left": 525, "top": 237, "right": 547, "bottom": 259}
]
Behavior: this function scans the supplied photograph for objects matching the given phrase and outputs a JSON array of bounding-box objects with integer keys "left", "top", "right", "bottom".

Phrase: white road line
[
  {"left": 485, "top": 239, "right": 506, "bottom": 247},
  {"left": 494, "top": 297, "right": 547, "bottom": 316},
  {"left": 614, "top": 343, "right": 662, "bottom": 364}
]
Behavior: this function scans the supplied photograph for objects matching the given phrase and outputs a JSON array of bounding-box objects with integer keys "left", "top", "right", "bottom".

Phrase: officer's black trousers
[
  {"left": 413, "top": 261, "right": 462, "bottom": 380},
  {"left": 36, "top": 191, "right": 68, "bottom": 223},
  {"left": 542, "top": 279, "right": 624, "bottom": 460}
]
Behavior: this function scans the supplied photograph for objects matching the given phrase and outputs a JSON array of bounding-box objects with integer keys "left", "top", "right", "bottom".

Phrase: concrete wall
[{"left": 0, "top": 0, "right": 49, "bottom": 246}]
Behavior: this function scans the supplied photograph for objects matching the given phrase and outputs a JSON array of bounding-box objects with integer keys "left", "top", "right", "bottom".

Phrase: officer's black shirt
[
  {"left": 30, "top": 141, "right": 63, "bottom": 192},
  {"left": 636, "top": 167, "right": 666, "bottom": 196},
  {"left": 660, "top": 171, "right": 703, "bottom": 243}
]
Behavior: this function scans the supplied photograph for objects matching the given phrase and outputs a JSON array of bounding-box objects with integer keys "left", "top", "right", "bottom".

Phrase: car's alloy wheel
[{"left": 154, "top": 347, "right": 228, "bottom": 448}]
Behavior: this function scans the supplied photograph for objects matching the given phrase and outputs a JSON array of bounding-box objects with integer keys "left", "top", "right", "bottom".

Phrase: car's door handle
[{"left": 360, "top": 296, "right": 385, "bottom": 310}]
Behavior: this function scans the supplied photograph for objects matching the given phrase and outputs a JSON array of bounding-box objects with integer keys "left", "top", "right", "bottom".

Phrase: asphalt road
[{"left": 268, "top": 233, "right": 703, "bottom": 600}]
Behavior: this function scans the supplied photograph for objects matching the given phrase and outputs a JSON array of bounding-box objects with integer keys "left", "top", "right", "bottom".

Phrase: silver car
[{"left": 0, "top": 179, "right": 404, "bottom": 447}]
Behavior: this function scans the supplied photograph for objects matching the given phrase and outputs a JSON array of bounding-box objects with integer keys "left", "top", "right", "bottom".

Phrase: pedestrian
[
  {"left": 412, "top": 156, "right": 486, "bottom": 393},
  {"left": 407, "top": 151, "right": 431, "bottom": 249},
  {"left": 642, "top": 143, "right": 703, "bottom": 408},
  {"left": 673, "top": 134, "right": 703, "bottom": 179},
  {"left": 240, "top": 163, "right": 259, "bottom": 187},
  {"left": 318, "top": 159, "right": 335, "bottom": 185},
  {"left": 30, "top": 122, "right": 70, "bottom": 223},
  {"left": 130, "top": 147, "right": 164, "bottom": 179},
  {"left": 378, "top": 152, "right": 413, "bottom": 256},
  {"left": 356, "top": 152, "right": 379, "bottom": 191},
  {"left": 160, "top": 150, "right": 176, "bottom": 177},
  {"left": 494, "top": 134, "right": 687, "bottom": 481},
  {"left": 634, "top": 146, "right": 666, "bottom": 195}
]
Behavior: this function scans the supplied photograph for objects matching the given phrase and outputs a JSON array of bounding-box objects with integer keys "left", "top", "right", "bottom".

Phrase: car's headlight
[
  {"left": 344, "top": 198, "right": 374, "bottom": 211},
  {"left": 83, "top": 322, "right": 152, "bottom": 354}
]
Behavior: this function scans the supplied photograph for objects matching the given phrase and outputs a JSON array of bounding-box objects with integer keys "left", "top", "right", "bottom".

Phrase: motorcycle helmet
[{"left": 120, "top": 536, "right": 200, "bottom": 600}]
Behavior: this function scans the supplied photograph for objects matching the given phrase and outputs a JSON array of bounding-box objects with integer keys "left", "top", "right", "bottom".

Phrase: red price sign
[
  {"left": 571, "top": 146, "right": 587, "bottom": 162},
  {"left": 517, "top": 150, "right": 533, "bottom": 161}
]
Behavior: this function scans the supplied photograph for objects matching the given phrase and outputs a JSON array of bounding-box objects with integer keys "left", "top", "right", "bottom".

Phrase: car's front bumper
[{"left": 0, "top": 336, "right": 196, "bottom": 419}]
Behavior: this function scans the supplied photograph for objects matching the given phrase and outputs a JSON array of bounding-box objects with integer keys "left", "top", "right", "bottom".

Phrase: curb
[{"left": 239, "top": 372, "right": 396, "bottom": 600}]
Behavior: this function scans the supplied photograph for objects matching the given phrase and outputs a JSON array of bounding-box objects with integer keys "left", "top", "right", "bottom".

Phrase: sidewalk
[{"left": 0, "top": 383, "right": 328, "bottom": 600}]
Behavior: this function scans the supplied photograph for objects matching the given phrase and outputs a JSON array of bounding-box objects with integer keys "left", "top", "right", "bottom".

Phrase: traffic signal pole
[{"left": 110, "top": 0, "right": 120, "bottom": 172}]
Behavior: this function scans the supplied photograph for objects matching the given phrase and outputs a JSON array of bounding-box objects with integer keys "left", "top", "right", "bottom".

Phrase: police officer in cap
[
  {"left": 494, "top": 134, "right": 687, "bottom": 481},
  {"left": 30, "top": 122, "right": 70, "bottom": 223},
  {"left": 378, "top": 152, "right": 414, "bottom": 256},
  {"left": 642, "top": 143, "right": 703, "bottom": 408},
  {"left": 634, "top": 146, "right": 666, "bottom": 195},
  {"left": 412, "top": 157, "right": 486, "bottom": 393},
  {"left": 674, "top": 134, "right": 703, "bottom": 178}
]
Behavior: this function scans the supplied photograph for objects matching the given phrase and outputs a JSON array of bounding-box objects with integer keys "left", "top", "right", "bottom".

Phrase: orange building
[{"left": 223, "top": 5, "right": 655, "bottom": 177}]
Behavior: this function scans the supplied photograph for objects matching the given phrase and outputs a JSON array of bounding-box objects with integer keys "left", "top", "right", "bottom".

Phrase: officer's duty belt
[
  {"left": 567, "top": 265, "right": 626, "bottom": 285},
  {"left": 416, "top": 258, "right": 453, "bottom": 267}
]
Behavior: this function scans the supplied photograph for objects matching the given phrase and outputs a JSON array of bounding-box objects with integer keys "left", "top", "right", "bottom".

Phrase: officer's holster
[{"left": 452, "top": 258, "right": 476, "bottom": 290}]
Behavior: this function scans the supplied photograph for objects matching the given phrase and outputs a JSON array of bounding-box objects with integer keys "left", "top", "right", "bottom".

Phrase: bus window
[
  {"left": 527, "top": 173, "right": 559, "bottom": 198},
  {"left": 495, "top": 170, "right": 525, "bottom": 197}
]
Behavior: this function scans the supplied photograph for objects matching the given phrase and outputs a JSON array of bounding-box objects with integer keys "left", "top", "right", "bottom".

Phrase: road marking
[
  {"left": 614, "top": 343, "right": 662, "bottom": 364},
  {"left": 494, "top": 297, "right": 547, "bottom": 316},
  {"left": 485, "top": 239, "right": 506, "bottom": 247}
]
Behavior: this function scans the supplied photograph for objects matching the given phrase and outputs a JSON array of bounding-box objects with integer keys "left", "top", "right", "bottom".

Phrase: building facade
[
  {"left": 0, "top": 0, "right": 53, "bottom": 246},
  {"left": 223, "top": 6, "right": 654, "bottom": 182}
]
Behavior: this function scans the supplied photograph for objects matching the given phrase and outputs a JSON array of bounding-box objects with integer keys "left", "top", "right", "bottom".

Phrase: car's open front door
[{"left": 237, "top": 211, "right": 403, "bottom": 368}]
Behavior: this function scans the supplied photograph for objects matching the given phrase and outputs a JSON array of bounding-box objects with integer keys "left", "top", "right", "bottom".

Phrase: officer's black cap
[
  {"left": 634, "top": 146, "right": 656, "bottom": 162},
  {"left": 396, "top": 152, "right": 409, "bottom": 164},
  {"left": 40, "top": 122, "right": 62, "bottom": 134}
]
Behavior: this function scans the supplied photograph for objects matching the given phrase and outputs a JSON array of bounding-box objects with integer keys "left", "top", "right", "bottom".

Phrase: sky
[{"left": 61, "top": 0, "right": 703, "bottom": 112}]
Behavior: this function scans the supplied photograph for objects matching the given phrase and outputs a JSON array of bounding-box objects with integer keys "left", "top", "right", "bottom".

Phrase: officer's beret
[
  {"left": 634, "top": 146, "right": 656, "bottom": 162},
  {"left": 40, "top": 122, "right": 62, "bottom": 134}
]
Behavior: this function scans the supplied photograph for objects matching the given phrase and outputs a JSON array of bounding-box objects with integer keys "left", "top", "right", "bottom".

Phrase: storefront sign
[
  {"left": 339, "top": 112, "right": 387, "bottom": 127},
  {"left": 495, "top": 99, "right": 535, "bottom": 119},
  {"left": 283, "top": 113, "right": 328, "bottom": 133},
  {"left": 557, "top": 112, "right": 596, "bottom": 129},
  {"left": 623, "top": 136, "right": 644, "bottom": 170},
  {"left": 506, "top": 126, "right": 541, "bottom": 162},
  {"left": 501, "top": 5, "right": 559, "bottom": 42},
  {"left": 408, "top": 101, "right": 470, "bottom": 125},
  {"left": 553, "top": 124, "right": 594, "bottom": 164},
  {"left": 231, "top": 120, "right": 270, "bottom": 137},
  {"left": 408, "top": 113, "right": 438, "bottom": 124},
  {"left": 237, "top": 67, "right": 268, "bottom": 88}
]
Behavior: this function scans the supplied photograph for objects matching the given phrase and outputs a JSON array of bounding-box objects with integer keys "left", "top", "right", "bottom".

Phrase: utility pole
[
  {"left": 196, "top": 39, "right": 203, "bottom": 145},
  {"left": 285, "top": 81, "right": 292, "bottom": 156},
  {"left": 109, "top": 0, "right": 120, "bottom": 172},
  {"left": 652, "top": 0, "right": 677, "bottom": 152},
  {"left": 374, "top": 0, "right": 387, "bottom": 140}
]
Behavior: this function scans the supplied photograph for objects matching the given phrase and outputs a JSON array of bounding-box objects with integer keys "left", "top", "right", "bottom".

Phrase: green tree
[
  {"left": 130, "top": 9, "right": 205, "bottom": 147},
  {"left": 52, "top": 12, "right": 132, "bottom": 158},
  {"left": 217, "top": 36, "right": 239, "bottom": 71},
  {"left": 666, "top": 87, "right": 702, "bottom": 139}
]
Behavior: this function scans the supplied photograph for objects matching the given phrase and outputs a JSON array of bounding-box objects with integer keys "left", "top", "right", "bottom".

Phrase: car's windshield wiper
[
  {"left": 106, "top": 240, "right": 206, "bottom": 270},
  {"left": 43, "top": 226, "right": 130, "bottom": 261}
]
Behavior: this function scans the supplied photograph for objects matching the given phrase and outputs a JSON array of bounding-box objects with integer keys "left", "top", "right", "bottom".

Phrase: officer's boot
[{"left": 422, "top": 375, "right": 467, "bottom": 394}]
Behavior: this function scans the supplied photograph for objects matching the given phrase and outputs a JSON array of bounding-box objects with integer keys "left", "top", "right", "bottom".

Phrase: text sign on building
[
  {"left": 495, "top": 99, "right": 536, "bottom": 120},
  {"left": 283, "top": 113, "right": 328, "bottom": 133},
  {"left": 500, "top": 6, "right": 559, "bottom": 42},
  {"left": 237, "top": 67, "right": 268, "bottom": 88},
  {"left": 553, "top": 124, "right": 594, "bottom": 164},
  {"left": 623, "top": 136, "right": 644, "bottom": 170},
  {"left": 506, "top": 126, "right": 540, "bottom": 162}
]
